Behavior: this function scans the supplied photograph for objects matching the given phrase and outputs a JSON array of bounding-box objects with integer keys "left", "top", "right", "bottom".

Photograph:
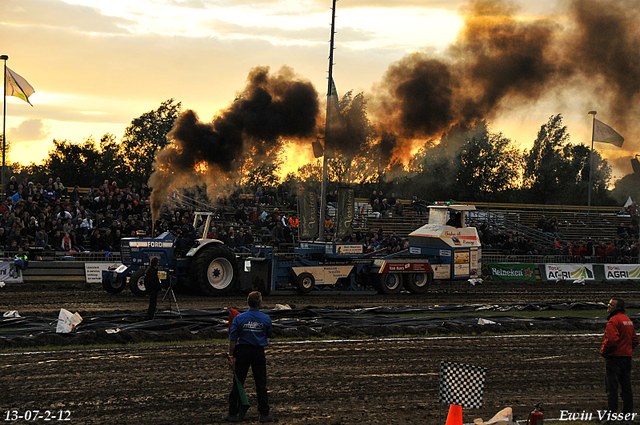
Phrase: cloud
[
  {"left": 5, "top": 0, "right": 133, "bottom": 33},
  {"left": 8, "top": 118, "right": 50, "bottom": 142},
  {"left": 1, "top": 0, "right": 401, "bottom": 135},
  {"left": 200, "top": 19, "right": 376, "bottom": 43},
  {"left": 165, "top": 0, "right": 209, "bottom": 8},
  {"left": 321, "top": 0, "right": 467, "bottom": 9}
]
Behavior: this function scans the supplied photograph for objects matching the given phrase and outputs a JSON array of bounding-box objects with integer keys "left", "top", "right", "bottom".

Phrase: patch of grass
[
  {"left": 0, "top": 339, "right": 228, "bottom": 354},
  {"left": 383, "top": 308, "right": 640, "bottom": 319}
]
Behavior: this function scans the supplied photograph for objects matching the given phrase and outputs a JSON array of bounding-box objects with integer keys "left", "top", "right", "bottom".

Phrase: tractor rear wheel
[
  {"left": 103, "top": 277, "right": 127, "bottom": 294},
  {"left": 375, "top": 273, "right": 403, "bottom": 295},
  {"left": 403, "top": 272, "right": 432, "bottom": 294},
  {"left": 129, "top": 269, "right": 147, "bottom": 297},
  {"left": 192, "top": 245, "right": 239, "bottom": 296}
]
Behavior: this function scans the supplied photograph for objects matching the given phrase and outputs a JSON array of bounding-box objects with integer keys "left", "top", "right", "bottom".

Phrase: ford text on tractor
[{"left": 102, "top": 212, "right": 240, "bottom": 297}]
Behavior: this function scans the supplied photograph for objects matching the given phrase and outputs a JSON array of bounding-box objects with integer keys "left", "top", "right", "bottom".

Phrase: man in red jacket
[{"left": 601, "top": 298, "right": 639, "bottom": 414}]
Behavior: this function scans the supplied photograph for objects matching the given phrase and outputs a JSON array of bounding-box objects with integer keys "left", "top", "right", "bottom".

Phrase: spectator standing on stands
[
  {"left": 61, "top": 233, "right": 72, "bottom": 251},
  {"left": 53, "top": 177, "right": 67, "bottom": 198},
  {"left": 44, "top": 184, "right": 56, "bottom": 204},
  {"left": 601, "top": 298, "right": 638, "bottom": 416},
  {"left": 369, "top": 190, "right": 378, "bottom": 207},
  {"left": 393, "top": 199, "right": 404, "bottom": 217}
]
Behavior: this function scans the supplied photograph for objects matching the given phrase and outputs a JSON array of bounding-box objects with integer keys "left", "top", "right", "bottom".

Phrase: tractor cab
[{"left": 407, "top": 202, "right": 481, "bottom": 280}]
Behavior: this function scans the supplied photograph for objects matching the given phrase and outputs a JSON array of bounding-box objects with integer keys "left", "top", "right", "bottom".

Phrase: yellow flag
[{"left": 6, "top": 67, "right": 35, "bottom": 106}]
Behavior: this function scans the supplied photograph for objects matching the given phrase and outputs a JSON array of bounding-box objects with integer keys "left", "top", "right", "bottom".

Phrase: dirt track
[{"left": 1, "top": 280, "right": 639, "bottom": 424}]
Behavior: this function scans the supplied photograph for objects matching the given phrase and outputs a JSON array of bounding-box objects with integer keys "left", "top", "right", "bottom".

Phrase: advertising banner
[
  {"left": 298, "top": 190, "right": 318, "bottom": 240},
  {"left": 603, "top": 264, "right": 640, "bottom": 281},
  {"left": 335, "top": 187, "right": 355, "bottom": 239},
  {"left": 0, "top": 260, "right": 23, "bottom": 283},
  {"left": 488, "top": 263, "right": 536, "bottom": 281},
  {"left": 544, "top": 264, "right": 595, "bottom": 281}
]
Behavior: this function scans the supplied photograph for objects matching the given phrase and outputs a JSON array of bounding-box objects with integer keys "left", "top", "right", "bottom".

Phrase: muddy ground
[{"left": 1, "top": 280, "right": 639, "bottom": 424}]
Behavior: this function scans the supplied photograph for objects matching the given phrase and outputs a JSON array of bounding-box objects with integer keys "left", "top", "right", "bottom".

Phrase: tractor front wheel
[
  {"left": 103, "top": 277, "right": 127, "bottom": 294},
  {"left": 129, "top": 269, "right": 147, "bottom": 297}
]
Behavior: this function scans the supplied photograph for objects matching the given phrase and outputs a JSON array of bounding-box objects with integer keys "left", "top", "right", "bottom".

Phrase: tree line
[{"left": 8, "top": 96, "right": 639, "bottom": 206}]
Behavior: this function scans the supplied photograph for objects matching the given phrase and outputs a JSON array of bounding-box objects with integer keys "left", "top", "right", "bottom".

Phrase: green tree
[
  {"left": 612, "top": 173, "right": 640, "bottom": 205},
  {"left": 240, "top": 161, "right": 282, "bottom": 193},
  {"left": 524, "top": 114, "right": 612, "bottom": 205},
  {"left": 329, "top": 91, "right": 379, "bottom": 184},
  {"left": 43, "top": 138, "right": 104, "bottom": 185},
  {"left": 98, "top": 133, "right": 125, "bottom": 184},
  {"left": 523, "top": 114, "right": 570, "bottom": 203},
  {"left": 456, "top": 121, "right": 523, "bottom": 201},
  {"left": 120, "top": 98, "right": 182, "bottom": 186}
]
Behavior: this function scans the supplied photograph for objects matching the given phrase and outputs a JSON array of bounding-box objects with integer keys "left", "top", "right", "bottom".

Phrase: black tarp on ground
[{"left": 0, "top": 302, "right": 624, "bottom": 349}]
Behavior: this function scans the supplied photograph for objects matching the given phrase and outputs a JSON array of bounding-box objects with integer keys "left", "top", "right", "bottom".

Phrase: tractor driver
[
  {"left": 447, "top": 212, "right": 462, "bottom": 228},
  {"left": 177, "top": 215, "right": 196, "bottom": 254}
]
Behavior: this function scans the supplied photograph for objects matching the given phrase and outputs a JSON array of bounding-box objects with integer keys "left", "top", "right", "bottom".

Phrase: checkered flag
[{"left": 439, "top": 361, "right": 486, "bottom": 408}]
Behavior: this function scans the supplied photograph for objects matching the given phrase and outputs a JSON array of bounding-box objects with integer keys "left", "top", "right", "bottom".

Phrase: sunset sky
[{"left": 2, "top": 0, "right": 638, "bottom": 179}]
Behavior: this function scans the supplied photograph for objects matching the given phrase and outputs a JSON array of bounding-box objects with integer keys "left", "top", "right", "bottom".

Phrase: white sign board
[
  {"left": 85, "top": 262, "right": 122, "bottom": 283},
  {"left": 0, "top": 261, "right": 23, "bottom": 283}
]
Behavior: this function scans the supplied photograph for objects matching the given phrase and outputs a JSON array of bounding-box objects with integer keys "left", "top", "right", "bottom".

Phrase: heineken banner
[
  {"left": 488, "top": 263, "right": 536, "bottom": 281},
  {"left": 543, "top": 264, "right": 595, "bottom": 281},
  {"left": 604, "top": 264, "right": 640, "bottom": 281},
  {"left": 335, "top": 187, "right": 355, "bottom": 239},
  {"left": 298, "top": 189, "right": 318, "bottom": 239}
]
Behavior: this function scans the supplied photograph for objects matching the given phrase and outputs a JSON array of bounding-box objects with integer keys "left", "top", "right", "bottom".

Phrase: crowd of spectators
[
  {"left": 368, "top": 190, "right": 406, "bottom": 218},
  {"left": 477, "top": 209, "right": 640, "bottom": 263},
  {"left": 4, "top": 173, "right": 638, "bottom": 264},
  {"left": 1, "top": 175, "right": 154, "bottom": 255}
]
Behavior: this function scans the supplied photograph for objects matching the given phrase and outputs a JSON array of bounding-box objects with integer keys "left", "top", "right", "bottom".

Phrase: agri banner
[
  {"left": 0, "top": 260, "right": 23, "bottom": 283},
  {"left": 603, "top": 264, "right": 640, "bottom": 281},
  {"left": 543, "top": 264, "right": 595, "bottom": 281},
  {"left": 488, "top": 263, "right": 536, "bottom": 281},
  {"left": 298, "top": 189, "right": 318, "bottom": 240},
  {"left": 335, "top": 187, "right": 354, "bottom": 239}
]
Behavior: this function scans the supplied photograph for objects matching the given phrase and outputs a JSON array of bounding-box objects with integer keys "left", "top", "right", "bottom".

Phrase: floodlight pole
[
  {"left": 587, "top": 111, "right": 597, "bottom": 209},
  {"left": 1, "top": 54, "right": 7, "bottom": 188},
  {"left": 318, "top": 0, "right": 337, "bottom": 242}
]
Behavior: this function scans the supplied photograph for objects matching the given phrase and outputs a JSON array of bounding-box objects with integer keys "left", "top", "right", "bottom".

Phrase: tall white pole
[
  {"left": 587, "top": 111, "right": 597, "bottom": 208},
  {"left": 318, "top": 0, "right": 337, "bottom": 241},
  {"left": 1, "top": 55, "right": 7, "bottom": 188}
]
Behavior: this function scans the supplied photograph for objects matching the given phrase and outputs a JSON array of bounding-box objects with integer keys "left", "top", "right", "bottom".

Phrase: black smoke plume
[
  {"left": 371, "top": 0, "right": 640, "bottom": 166},
  {"left": 149, "top": 66, "right": 319, "bottom": 220}
]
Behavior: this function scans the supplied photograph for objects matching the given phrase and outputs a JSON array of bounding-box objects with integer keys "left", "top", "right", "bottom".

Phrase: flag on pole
[
  {"left": 325, "top": 78, "right": 341, "bottom": 158},
  {"left": 5, "top": 67, "right": 35, "bottom": 106},
  {"left": 593, "top": 119, "right": 624, "bottom": 147}
]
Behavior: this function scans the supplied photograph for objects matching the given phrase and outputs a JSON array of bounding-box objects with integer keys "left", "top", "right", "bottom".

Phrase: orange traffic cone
[{"left": 446, "top": 404, "right": 463, "bottom": 425}]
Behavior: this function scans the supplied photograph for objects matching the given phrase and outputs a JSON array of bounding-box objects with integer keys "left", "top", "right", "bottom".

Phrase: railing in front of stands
[
  {"left": 0, "top": 250, "right": 121, "bottom": 262},
  {"left": 483, "top": 253, "right": 640, "bottom": 264}
]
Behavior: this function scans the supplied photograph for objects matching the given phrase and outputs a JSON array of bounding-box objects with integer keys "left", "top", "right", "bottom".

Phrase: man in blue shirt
[{"left": 224, "top": 291, "right": 274, "bottom": 423}]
